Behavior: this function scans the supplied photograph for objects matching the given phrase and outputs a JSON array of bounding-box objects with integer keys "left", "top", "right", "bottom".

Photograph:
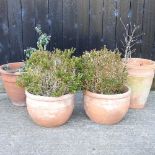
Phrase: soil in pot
[
  {"left": 126, "top": 58, "right": 155, "bottom": 109},
  {"left": 84, "top": 87, "right": 131, "bottom": 125},
  {"left": 0, "top": 62, "right": 26, "bottom": 106},
  {"left": 26, "top": 91, "right": 75, "bottom": 127}
]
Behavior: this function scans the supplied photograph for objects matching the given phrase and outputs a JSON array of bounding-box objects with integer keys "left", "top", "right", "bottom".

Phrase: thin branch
[{"left": 120, "top": 17, "right": 144, "bottom": 62}]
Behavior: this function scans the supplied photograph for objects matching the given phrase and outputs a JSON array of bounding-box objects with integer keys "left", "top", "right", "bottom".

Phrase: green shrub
[
  {"left": 17, "top": 49, "right": 82, "bottom": 97},
  {"left": 82, "top": 47, "right": 127, "bottom": 94}
]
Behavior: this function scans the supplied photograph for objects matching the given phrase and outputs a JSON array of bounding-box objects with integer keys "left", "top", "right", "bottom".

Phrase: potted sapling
[
  {"left": 121, "top": 19, "right": 155, "bottom": 109},
  {"left": 0, "top": 25, "right": 51, "bottom": 106}
]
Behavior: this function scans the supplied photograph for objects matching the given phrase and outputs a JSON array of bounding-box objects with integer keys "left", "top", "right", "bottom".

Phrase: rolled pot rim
[
  {"left": 25, "top": 90, "right": 75, "bottom": 102},
  {"left": 123, "top": 58, "right": 155, "bottom": 70},
  {"left": 0, "top": 62, "right": 24, "bottom": 76},
  {"left": 84, "top": 86, "right": 131, "bottom": 100}
]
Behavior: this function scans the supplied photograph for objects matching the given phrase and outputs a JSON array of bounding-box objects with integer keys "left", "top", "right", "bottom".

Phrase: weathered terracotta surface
[
  {"left": 26, "top": 91, "right": 75, "bottom": 127},
  {"left": 0, "top": 62, "right": 26, "bottom": 106},
  {"left": 84, "top": 87, "right": 131, "bottom": 125},
  {"left": 126, "top": 58, "right": 155, "bottom": 109}
]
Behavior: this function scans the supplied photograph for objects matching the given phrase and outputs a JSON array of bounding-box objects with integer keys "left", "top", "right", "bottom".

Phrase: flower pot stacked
[
  {"left": 0, "top": 62, "right": 26, "bottom": 106},
  {"left": 126, "top": 58, "right": 155, "bottom": 109}
]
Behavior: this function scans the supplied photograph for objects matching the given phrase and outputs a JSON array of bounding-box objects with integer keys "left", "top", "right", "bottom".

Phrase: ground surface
[{"left": 0, "top": 92, "right": 155, "bottom": 155}]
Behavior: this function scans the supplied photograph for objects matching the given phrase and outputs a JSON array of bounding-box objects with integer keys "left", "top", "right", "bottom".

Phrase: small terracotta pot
[
  {"left": 84, "top": 87, "right": 131, "bottom": 125},
  {"left": 126, "top": 58, "right": 155, "bottom": 109},
  {"left": 0, "top": 62, "right": 26, "bottom": 106},
  {"left": 26, "top": 91, "right": 75, "bottom": 127}
]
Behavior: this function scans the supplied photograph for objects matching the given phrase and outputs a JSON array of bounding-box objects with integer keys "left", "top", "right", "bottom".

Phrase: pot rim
[
  {"left": 0, "top": 62, "right": 24, "bottom": 76},
  {"left": 25, "top": 90, "right": 75, "bottom": 102},
  {"left": 123, "top": 58, "right": 155, "bottom": 70},
  {"left": 84, "top": 86, "right": 131, "bottom": 100}
]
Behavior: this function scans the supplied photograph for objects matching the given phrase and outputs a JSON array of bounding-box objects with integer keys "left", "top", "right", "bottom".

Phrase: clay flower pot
[
  {"left": 26, "top": 91, "right": 75, "bottom": 127},
  {"left": 84, "top": 87, "right": 131, "bottom": 125},
  {"left": 126, "top": 58, "right": 155, "bottom": 109},
  {"left": 0, "top": 62, "right": 26, "bottom": 106}
]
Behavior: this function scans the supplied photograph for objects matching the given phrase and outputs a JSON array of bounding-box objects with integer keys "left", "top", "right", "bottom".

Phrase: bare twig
[{"left": 120, "top": 18, "right": 144, "bottom": 63}]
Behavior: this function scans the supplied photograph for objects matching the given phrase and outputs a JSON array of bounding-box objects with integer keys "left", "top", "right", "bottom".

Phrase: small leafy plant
[
  {"left": 24, "top": 48, "right": 36, "bottom": 60},
  {"left": 24, "top": 25, "right": 51, "bottom": 60},
  {"left": 17, "top": 48, "right": 82, "bottom": 97},
  {"left": 35, "top": 25, "right": 51, "bottom": 51},
  {"left": 82, "top": 47, "right": 127, "bottom": 94}
]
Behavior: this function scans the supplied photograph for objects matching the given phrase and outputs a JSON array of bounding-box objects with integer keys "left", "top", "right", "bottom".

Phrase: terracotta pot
[
  {"left": 126, "top": 58, "right": 155, "bottom": 109},
  {"left": 84, "top": 87, "right": 131, "bottom": 125},
  {"left": 26, "top": 91, "right": 75, "bottom": 127},
  {"left": 0, "top": 62, "right": 26, "bottom": 106}
]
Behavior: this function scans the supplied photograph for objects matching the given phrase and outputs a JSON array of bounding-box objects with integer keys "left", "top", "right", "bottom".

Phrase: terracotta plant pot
[
  {"left": 0, "top": 62, "right": 26, "bottom": 106},
  {"left": 26, "top": 91, "right": 75, "bottom": 127},
  {"left": 84, "top": 87, "right": 131, "bottom": 125},
  {"left": 0, "top": 75, "right": 5, "bottom": 93},
  {"left": 126, "top": 58, "right": 155, "bottom": 109}
]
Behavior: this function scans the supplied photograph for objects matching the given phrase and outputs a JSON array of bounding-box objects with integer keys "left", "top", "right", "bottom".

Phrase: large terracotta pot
[
  {"left": 126, "top": 58, "right": 155, "bottom": 109},
  {"left": 84, "top": 87, "right": 131, "bottom": 125},
  {"left": 26, "top": 91, "right": 75, "bottom": 127},
  {"left": 0, "top": 62, "right": 26, "bottom": 106}
]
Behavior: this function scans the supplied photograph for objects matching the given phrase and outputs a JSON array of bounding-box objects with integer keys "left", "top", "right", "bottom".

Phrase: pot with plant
[
  {"left": 121, "top": 19, "right": 155, "bottom": 109},
  {"left": 82, "top": 47, "right": 131, "bottom": 125},
  {"left": 17, "top": 49, "right": 82, "bottom": 127},
  {"left": 0, "top": 62, "right": 25, "bottom": 106},
  {"left": 0, "top": 26, "right": 51, "bottom": 106}
]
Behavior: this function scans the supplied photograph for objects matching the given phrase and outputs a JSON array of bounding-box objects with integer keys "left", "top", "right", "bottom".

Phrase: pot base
[
  {"left": 130, "top": 103, "right": 145, "bottom": 109},
  {"left": 27, "top": 104, "right": 74, "bottom": 128},
  {"left": 26, "top": 91, "right": 75, "bottom": 127},
  {"left": 84, "top": 87, "right": 131, "bottom": 125},
  {"left": 12, "top": 102, "right": 26, "bottom": 107}
]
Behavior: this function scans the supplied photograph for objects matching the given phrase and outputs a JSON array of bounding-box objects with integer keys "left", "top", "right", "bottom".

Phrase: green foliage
[
  {"left": 82, "top": 47, "right": 127, "bottom": 94},
  {"left": 24, "top": 48, "right": 36, "bottom": 60},
  {"left": 35, "top": 25, "right": 51, "bottom": 51},
  {"left": 24, "top": 25, "right": 51, "bottom": 60},
  {"left": 17, "top": 49, "right": 82, "bottom": 97}
]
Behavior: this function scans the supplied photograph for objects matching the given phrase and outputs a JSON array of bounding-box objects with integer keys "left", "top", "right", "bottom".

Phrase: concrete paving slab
[{"left": 0, "top": 92, "right": 155, "bottom": 155}]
